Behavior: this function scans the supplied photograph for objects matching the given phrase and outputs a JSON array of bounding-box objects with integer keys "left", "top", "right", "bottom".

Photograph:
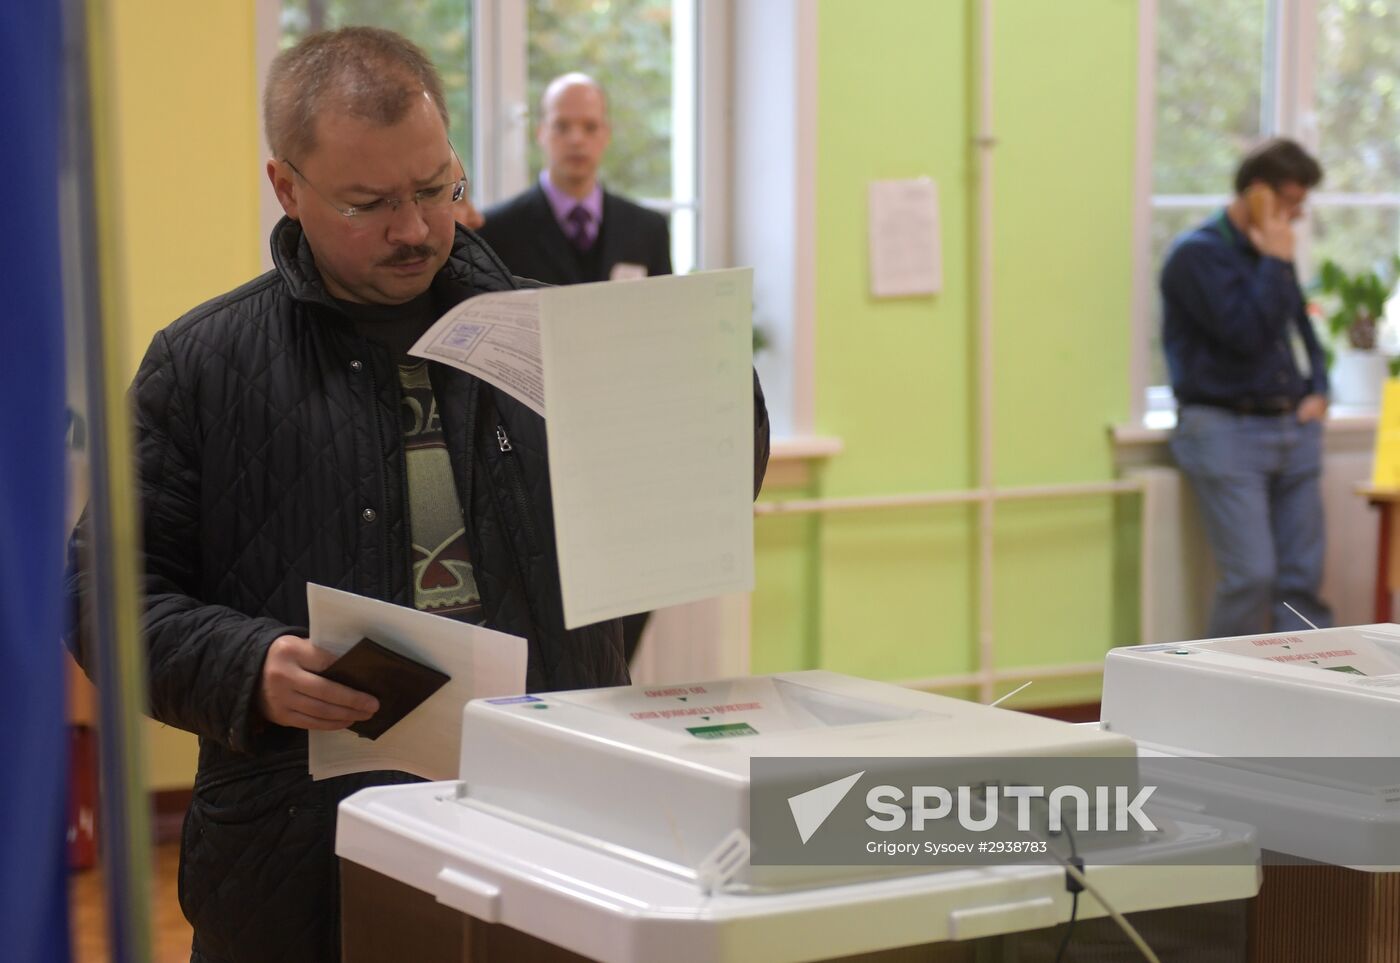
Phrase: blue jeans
[{"left": 1169, "top": 404, "right": 1333, "bottom": 637}]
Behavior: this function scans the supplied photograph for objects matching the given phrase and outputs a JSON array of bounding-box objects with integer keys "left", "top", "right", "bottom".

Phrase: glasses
[{"left": 285, "top": 143, "right": 468, "bottom": 229}]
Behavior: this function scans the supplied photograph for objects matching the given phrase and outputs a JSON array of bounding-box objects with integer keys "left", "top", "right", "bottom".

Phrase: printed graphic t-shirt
[{"left": 341, "top": 292, "right": 484, "bottom": 624}]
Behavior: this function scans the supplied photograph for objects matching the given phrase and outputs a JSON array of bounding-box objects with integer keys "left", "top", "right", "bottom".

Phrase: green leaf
[{"left": 1319, "top": 259, "right": 1344, "bottom": 293}]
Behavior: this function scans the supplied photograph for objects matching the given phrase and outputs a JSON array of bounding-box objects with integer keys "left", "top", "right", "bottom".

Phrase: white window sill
[
  {"left": 1112, "top": 405, "right": 1379, "bottom": 447},
  {"left": 764, "top": 435, "right": 843, "bottom": 488}
]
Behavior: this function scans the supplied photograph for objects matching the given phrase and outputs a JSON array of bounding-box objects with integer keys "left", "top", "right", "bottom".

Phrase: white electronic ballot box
[
  {"left": 336, "top": 671, "right": 1258, "bottom": 963},
  {"left": 1101, "top": 624, "right": 1400, "bottom": 963}
]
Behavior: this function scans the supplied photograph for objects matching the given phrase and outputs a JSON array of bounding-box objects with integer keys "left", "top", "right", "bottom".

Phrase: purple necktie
[{"left": 565, "top": 205, "right": 593, "bottom": 252}]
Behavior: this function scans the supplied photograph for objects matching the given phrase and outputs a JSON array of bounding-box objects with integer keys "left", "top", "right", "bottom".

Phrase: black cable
[
  {"left": 980, "top": 791, "right": 1157, "bottom": 962},
  {"left": 1052, "top": 889, "right": 1080, "bottom": 963},
  {"left": 1052, "top": 855, "right": 1086, "bottom": 963},
  {"left": 1039, "top": 796, "right": 1082, "bottom": 963}
]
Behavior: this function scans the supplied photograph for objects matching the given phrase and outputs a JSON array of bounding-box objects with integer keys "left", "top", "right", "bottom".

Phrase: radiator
[{"left": 1128, "top": 442, "right": 1377, "bottom": 644}]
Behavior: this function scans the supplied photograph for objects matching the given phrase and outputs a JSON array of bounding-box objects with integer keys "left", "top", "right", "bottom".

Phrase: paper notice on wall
[
  {"left": 410, "top": 270, "right": 755, "bottom": 628},
  {"left": 868, "top": 178, "right": 942, "bottom": 298}
]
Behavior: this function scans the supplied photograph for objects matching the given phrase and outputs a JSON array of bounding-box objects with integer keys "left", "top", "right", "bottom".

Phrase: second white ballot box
[
  {"left": 1101, "top": 624, "right": 1400, "bottom": 963},
  {"left": 336, "top": 671, "right": 1260, "bottom": 962}
]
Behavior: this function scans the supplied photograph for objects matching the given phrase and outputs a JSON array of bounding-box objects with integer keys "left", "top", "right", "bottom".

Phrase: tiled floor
[{"left": 70, "top": 842, "right": 192, "bottom": 963}]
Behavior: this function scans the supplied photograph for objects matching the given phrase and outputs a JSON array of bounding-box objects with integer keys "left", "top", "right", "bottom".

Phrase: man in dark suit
[
  {"left": 479, "top": 72, "right": 671, "bottom": 664},
  {"left": 478, "top": 72, "right": 672, "bottom": 286}
]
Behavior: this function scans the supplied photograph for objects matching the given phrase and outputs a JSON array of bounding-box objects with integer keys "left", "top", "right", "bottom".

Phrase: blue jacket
[{"left": 1161, "top": 210, "right": 1327, "bottom": 406}]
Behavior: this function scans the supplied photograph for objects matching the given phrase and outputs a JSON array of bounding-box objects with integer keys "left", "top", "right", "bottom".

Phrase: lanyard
[{"left": 1213, "top": 209, "right": 1243, "bottom": 250}]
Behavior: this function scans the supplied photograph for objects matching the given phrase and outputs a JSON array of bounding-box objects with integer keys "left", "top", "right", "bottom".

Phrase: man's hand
[
  {"left": 1297, "top": 393, "right": 1329, "bottom": 424},
  {"left": 1249, "top": 207, "right": 1296, "bottom": 262},
  {"left": 256, "top": 634, "right": 379, "bottom": 730}
]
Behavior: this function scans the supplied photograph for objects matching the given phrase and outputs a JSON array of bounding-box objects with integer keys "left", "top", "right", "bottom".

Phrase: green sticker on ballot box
[{"left": 686, "top": 722, "right": 758, "bottom": 740}]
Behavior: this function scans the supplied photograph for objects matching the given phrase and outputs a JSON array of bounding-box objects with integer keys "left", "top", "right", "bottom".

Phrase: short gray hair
[{"left": 264, "top": 26, "right": 449, "bottom": 162}]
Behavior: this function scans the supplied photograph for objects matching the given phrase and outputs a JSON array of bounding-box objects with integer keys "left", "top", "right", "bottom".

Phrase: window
[
  {"left": 1312, "top": 0, "right": 1400, "bottom": 270},
  {"left": 275, "top": 0, "right": 699, "bottom": 275},
  {"left": 280, "top": 1, "right": 474, "bottom": 167},
  {"left": 1138, "top": 0, "right": 1400, "bottom": 416},
  {"left": 525, "top": 0, "right": 697, "bottom": 273}
]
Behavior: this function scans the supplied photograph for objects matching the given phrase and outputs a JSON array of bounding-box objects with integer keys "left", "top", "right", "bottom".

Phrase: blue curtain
[{"left": 0, "top": 2, "right": 73, "bottom": 961}]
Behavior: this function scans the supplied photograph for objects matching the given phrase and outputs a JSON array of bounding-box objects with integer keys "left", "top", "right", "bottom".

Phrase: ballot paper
[
  {"left": 410, "top": 269, "right": 755, "bottom": 628},
  {"left": 306, "top": 583, "right": 527, "bottom": 781},
  {"left": 412, "top": 289, "right": 547, "bottom": 414}
]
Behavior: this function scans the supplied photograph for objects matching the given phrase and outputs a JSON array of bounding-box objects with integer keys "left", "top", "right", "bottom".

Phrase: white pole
[
  {"left": 62, "top": 0, "right": 154, "bottom": 958},
  {"left": 975, "top": 0, "right": 998, "bottom": 703}
]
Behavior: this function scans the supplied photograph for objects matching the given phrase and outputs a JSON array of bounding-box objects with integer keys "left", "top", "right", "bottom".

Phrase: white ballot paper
[
  {"left": 306, "top": 583, "right": 527, "bottom": 781},
  {"left": 410, "top": 269, "right": 755, "bottom": 627},
  {"left": 412, "top": 289, "right": 547, "bottom": 414},
  {"left": 868, "top": 177, "right": 942, "bottom": 297}
]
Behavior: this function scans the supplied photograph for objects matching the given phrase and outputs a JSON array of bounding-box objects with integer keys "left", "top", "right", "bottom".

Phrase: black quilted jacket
[{"left": 66, "top": 218, "right": 771, "bottom": 962}]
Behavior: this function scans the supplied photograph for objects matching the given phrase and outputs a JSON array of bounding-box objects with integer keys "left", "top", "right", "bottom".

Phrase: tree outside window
[
  {"left": 1145, "top": 0, "right": 1400, "bottom": 407},
  {"left": 280, "top": 0, "right": 474, "bottom": 168},
  {"left": 278, "top": 0, "right": 692, "bottom": 271},
  {"left": 526, "top": 0, "right": 674, "bottom": 203}
]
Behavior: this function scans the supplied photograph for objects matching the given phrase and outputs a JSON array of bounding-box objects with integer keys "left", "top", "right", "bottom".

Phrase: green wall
[{"left": 751, "top": 0, "right": 1141, "bottom": 707}]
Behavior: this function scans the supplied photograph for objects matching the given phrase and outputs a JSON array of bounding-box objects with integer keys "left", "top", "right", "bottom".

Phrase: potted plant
[{"left": 1313, "top": 256, "right": 1400, "bottom": 407}]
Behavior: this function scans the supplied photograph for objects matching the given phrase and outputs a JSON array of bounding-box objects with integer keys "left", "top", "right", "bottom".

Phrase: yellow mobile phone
[{"left": 1245, "top": 183, "right": 1277, "bottom": 227}]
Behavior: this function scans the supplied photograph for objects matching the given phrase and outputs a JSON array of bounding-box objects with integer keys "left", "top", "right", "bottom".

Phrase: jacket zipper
[
  {"left": 367, "top": 363, "right": 393, "bottom": 601},
  {"left": 495, "top": 423, "right": 540, "bottom": 551},
  {"left": 485, "top": 417, "right": 548, "bottom": 682}
]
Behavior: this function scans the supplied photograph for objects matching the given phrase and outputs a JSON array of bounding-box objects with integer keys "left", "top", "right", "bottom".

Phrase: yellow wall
[
  {"left": 110, "top": 0, "right": 263, "bottom": 377},
  {"left": 105, "top": 0, "right": 263, "bottom": 789}
]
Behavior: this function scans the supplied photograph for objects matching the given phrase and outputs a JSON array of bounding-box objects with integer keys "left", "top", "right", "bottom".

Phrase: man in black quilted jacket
[{"left": 66, "top": 27, "right": 769, "bottom": 963}]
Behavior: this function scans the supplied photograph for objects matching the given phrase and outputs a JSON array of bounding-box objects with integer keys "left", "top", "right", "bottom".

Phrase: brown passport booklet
[{"left": 319, "top": 637, "right": 451, "bottom": 740}]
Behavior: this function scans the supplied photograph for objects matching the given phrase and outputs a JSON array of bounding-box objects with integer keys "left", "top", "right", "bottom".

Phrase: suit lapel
[
  {"left": 597, "top": 191, "right": 623, "bottom": 280},
  {"left": 525, "top": 185, "right": 585, "bottom": 284}
]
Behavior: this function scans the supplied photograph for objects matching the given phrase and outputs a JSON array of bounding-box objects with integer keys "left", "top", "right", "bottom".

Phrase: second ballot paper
[{"left": 409, "top": 268, "right": 755, "bottom": 629}]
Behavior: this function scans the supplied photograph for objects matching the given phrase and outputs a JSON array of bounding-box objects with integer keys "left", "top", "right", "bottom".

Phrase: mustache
[{"left": 379, "top": 245, "right": 436, "bottom": 266}]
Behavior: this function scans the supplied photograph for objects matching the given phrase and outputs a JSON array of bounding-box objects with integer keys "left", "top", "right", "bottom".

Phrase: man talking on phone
[{"left": 1160, "top": 138, "right": 1331, "bottom": 637}]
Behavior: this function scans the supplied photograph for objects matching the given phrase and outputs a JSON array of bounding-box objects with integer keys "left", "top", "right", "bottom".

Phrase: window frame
[
  {"left": 1132, "top": 0, "right": 1400, "bottom": 421},
  {"left": 257, "top": 0, "right": 721, "bottom": 279},
  {"left": 470, "top": 0, "right": 712, "bottom": 275},
  {"left": 256, "top": 0, "right": 816, "bottom": 439}
]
